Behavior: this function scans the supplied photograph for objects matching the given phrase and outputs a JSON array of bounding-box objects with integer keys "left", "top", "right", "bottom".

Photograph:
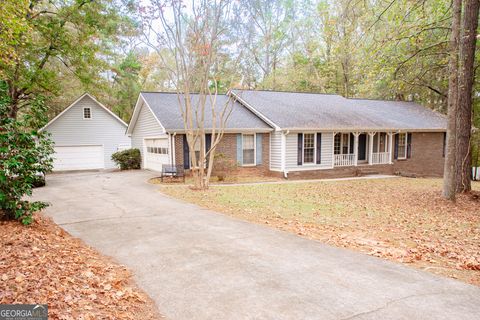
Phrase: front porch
[{"left": 333, "top": 132, "right": 393, "bottom": 167}]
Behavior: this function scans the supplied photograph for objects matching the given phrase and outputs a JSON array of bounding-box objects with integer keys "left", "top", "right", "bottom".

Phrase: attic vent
[{"left": 83, "top": 107, "right": 91, "bottom": 119}]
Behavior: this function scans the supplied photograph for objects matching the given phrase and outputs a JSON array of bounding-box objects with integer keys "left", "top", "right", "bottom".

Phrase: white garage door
[
  {"left": 53, "top": 145, "right": 104, "bottom": 171},
  {"left": 144, "top": 138, "right": 170, "bottom": 172}
]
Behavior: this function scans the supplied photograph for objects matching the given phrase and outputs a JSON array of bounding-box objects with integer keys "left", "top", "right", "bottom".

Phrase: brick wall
[
  {"left": 174, "top": 132, "right": 444, "bottom": 179},
  {"left": 279, "top": 132, "right": 445, "bottom": 179},
  {"left": 174, "top": 133, "right": 271, "bottom": 174},
  {"left": 174, "top": 134, "right": 184, "bottom": 167},
  {"left": 392, "top": 132, "right": 445, "bottom": 177}
]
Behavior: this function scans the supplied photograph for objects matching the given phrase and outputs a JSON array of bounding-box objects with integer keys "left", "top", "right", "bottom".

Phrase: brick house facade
[
  {"left": 127, "top": 91, "right": 447, "bottom": 179},
  {"left": 174, "top": 133, "right": 271, "bottom": 175}
]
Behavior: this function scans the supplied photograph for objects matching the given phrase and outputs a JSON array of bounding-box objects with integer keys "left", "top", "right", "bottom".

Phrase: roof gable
[
  {"left": 134, "top": 92, "right": 272, "bottom": 132},
  {"left": 126, "top": 93, "right": 166, "bottom": 135},
  {"left": 41, "top": 93, "right": 127, "bottom": 132}
]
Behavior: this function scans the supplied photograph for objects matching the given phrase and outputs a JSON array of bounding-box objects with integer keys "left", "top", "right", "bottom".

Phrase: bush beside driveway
[{"left": 161, "top": 178, "right": 480, "bottom": 286}]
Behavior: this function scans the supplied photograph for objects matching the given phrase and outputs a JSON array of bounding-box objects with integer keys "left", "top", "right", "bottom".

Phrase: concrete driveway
[{"left": 33, "top": 170, "right": 480, "bottom": 320}]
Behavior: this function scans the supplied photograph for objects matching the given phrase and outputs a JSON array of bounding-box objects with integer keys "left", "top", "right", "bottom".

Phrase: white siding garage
[
  {"left": 144, "top": 138, "right": 170, "bottom": 171},
  {"left": 41, "top": 93, "right": 130, "bottom": 171},
  {"left": 53, "top": 145, "right": 104, "bottom": 171}
]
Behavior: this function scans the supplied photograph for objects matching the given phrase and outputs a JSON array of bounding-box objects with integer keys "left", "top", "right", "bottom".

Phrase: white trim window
[
  {"left": 193, "top": 138, "right": 201, "bottom": 164},
  {"left": 397, "top": 133, "right": 407, "bottom": 159},
  {"left": 334, "top": 133, "right": 350, "bottom": 155},
  {"left": 83, "top": 107, "right": 92, "bottom": 119},
  {"left": 373, "top": 133, "right": 388, "bottom": 153},
  {"left": 303, "top": 133, "right": 315, "bottom": 164},
  {"left": 147, "top": 146, "right": 168, "bottom": 154},
  {"left": 242, "top": 134, "right": 256, "bottom": 166}
]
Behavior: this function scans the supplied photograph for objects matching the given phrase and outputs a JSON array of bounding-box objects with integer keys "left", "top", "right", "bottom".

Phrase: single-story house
[
  {"left": 127, "top": 90, "right": 447, "bottom": 178},
  {"left": 41, "top": 93, "right": 131, "bottom": 171}
]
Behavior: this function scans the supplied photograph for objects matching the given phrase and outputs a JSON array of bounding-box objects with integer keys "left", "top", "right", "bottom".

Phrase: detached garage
[{"left": 41, "top": 93, "right": 131, "bottom": 171}]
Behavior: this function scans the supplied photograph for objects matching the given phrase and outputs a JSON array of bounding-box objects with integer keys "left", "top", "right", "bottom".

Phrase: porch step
[{"left": 358, "top": 168, "right": 380, "bottom": 175}]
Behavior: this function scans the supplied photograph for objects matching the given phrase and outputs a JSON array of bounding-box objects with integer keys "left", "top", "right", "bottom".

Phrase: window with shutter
[
  {"left": 242, "top": 134, "right": 255, "bottom": 165},
  {"left": 397, "top": 133, "right": 407, "bottom": 159},
  {"left": 303, "top": 133, "right": 315, "bottom": 163}
]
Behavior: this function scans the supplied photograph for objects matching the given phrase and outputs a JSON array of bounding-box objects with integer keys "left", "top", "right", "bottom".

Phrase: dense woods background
[{"left": 1, "top": 0, "right": 479, "bottom": 168}]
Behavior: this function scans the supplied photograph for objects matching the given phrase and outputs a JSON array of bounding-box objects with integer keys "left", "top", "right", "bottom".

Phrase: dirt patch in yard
[
  {"left": 149, "top": 174, "right": 282, "bottom": 185},
  {"left": 161, "top": 178, "right": 480, "bottom": 286},
  {"left": 0, "top": 214, "right": 163, "bottom": 320}
]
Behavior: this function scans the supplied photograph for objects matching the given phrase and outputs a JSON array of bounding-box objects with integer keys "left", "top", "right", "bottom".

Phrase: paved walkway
[{"left": 33, "top": 171, "right": 480, "bottom": 320}]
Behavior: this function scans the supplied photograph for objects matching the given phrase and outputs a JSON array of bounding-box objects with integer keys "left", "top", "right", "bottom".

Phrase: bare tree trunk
[
  {"left": 443, "top": 0, "right": 462, "bottom": 200},
  {"left": 455, "top": 0, "right": 480, "bottom": 193}
]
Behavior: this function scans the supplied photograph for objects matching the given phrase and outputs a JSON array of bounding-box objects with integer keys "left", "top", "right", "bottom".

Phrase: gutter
[
  {"left": 171, "top": 132, "right": 177, "bottom": 165},
  {"left": 282, "top": 128, "right": 447, "bottom": 133}
]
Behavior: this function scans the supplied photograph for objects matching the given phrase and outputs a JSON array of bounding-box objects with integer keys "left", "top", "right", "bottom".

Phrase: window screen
[
  {"left": 242, "top": 134, "right": 255, "bottom": 165},
  {"left": 303, "top": 133, "right": 315, "bottom": 163},
  {"left": 397, "top": 133, "right": 407, "bottom": 159}
]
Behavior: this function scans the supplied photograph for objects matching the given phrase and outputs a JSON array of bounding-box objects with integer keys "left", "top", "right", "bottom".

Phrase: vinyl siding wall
[
  {"left": 285, "top": 132, "right": 334, "bottom": 171},
  {"left": 269, "top": 131, "right": 283, "bottom": 171},
  {"left": 46, "top": 95, "right": 130, "bottom": 169},
  {"left": 130, "top": 101, "right": 166, "bottom": 164}
]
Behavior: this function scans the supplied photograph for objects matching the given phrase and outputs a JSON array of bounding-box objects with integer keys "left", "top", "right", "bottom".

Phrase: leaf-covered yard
[
  {"left": 161, "top": 178, "right": 480, "bottom": 286},
  {"left": 0, "top": 215, "right": 162, "bottom": 320}
]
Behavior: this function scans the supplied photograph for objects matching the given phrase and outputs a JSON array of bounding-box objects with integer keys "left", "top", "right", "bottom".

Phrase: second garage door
[
  {"left": 144, "top": 138, "right": 170, "bottom": 171},
  {"left": 53, "top": 145, "right": 104, "bottom": 171}
]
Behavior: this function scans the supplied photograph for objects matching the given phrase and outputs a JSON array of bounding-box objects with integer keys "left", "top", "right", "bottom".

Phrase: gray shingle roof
[
  {"left": 140, "top": 92, "right": 271, "bottom": 131},
  {"left": 233, "top": 90, "right": 447, "bottom": 131}
]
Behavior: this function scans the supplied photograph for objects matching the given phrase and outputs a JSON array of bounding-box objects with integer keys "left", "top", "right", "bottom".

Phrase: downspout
[
  {"left": 167, "top": 133, "right": 172, "bottom": 165},
  {"left": 282, "top": 130, "right": 290, "bottom": 179},
  {"left": 171, "top": 132, "right": 177, "bottom": 166}
]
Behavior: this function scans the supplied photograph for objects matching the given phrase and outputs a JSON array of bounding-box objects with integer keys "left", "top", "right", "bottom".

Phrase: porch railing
[
  {"left": 371, "top": 152, "right": 390, "bottom": 165},
  {"left": 334, "top": 153, "right": 355, "bottom": 167}
]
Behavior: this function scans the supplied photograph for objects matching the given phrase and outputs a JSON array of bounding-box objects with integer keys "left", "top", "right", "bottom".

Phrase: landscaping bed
[
  {"left": 161, "top": 178, "right": 480, "bottom": 286},
  {"left": 0, "top": 214, "right": 162, "bottom": 320}
]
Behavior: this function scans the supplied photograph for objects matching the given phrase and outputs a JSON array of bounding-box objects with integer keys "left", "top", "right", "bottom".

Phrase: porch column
[
  {"left": 368, "top": 132, "right": 375, "bottom": 165},
  {"left": 388, "top": 132, "right": 393, "bottom": 164},
  {"left": 353, "top": 132, "right": 360, "bottom": 166}
]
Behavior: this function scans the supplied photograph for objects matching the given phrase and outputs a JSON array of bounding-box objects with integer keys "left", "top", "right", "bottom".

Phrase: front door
[{"left": 358, "top": 134, "right": 367, "bottom": 161}]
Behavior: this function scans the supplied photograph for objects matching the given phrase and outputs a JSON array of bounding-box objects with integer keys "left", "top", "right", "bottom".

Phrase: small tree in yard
[
  {"left": 140, "top": 0, "right": 237, "bottom": 190},
  {"left": 0, "top": 83, "right": 54, "bottom": 225}
]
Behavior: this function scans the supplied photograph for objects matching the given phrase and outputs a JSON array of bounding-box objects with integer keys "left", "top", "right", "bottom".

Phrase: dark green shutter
[
  {"left": 349, "top": 133, "right": 354, "bottom": 153},
  {"left": 316, "top": 133, "right": 322, "bottom": 164},
  {"left": 205, "top": 134, "right": 212, "bottom": 152},
  {"left": 442, "top": 132, "right": 446, "bottom": 157},
  {"left": 183, "top": 134, "right": 190, "bottom": 169},
  {"left": 205, "top": 134, "right": 212, "bottom": 166},
  {"left": 407, "top": 133, "right": 412, "bottom": 158},
  {"left": 297, "top": 134, "right": 303, "bottom": 165}
]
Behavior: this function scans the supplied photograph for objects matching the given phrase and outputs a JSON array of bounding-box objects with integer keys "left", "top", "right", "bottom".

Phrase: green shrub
[
  {"left": 212, "top": 153, "right": 237, "bottom": 181},
  {"left": 111, "top": 148, "right": 141, "bottom": 170},
  {"left": 0, "top": 83, "right": 54, "bottom": 225}
]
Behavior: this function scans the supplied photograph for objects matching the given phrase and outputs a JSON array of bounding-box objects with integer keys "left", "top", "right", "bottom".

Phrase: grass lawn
[
  {"left": 0, "top": 214, "right": 162, "bottom": 320},
  {"left": 161, "top": 178, "right": 480, "bottom": 286}
]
